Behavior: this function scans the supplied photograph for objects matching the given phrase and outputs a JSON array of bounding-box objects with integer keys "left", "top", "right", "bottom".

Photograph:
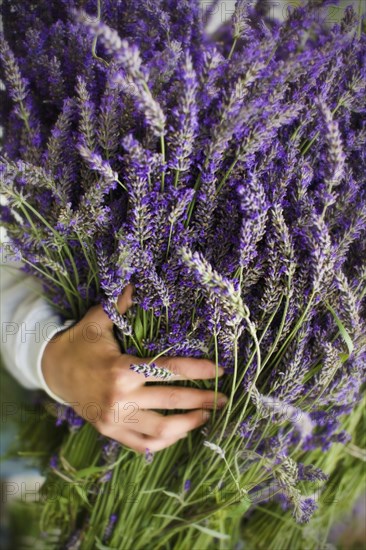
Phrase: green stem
[
  {"left": 21, "top": 257, "right": 79, "bottom": 304},
  {"left": 165, "top": 305, "right": 169, "bottom": 334},
  {"left": 212, "top": 331, "right": 220, "bottom": 425},
  {"left": 19, "top": 103, "right": 31, "bottom": 133},
  {"left": 185, "top": 174, "right": 202, "bottom": 227},
  {"left": 116, "top": 177, "right": 127, "bottom": 191},
  {"left": 90, "top": 0, "right": 110, "bottom": 68},
  {"left": 130, "top": 334, "right": 144, "bottom": 356},
  {"left": 174, "top": 170, "right": 180, "bottom": 188},
  {"left": 301, "top": 100, "right": 344, "bottom": 156},
  {"left": 150, "top": 308, "right": 154, "bottom": 341},
  {"left": 16, "top": 196, "right": 81, "bottom": 295},
  {"left": 76, "top": 231, "right": 99, "bottom": 291},
  {"left": 211, "top": 298, "right": 284, "bottom": 442},
  {"left": 18, "top": 204, "right": 80, "bottom": 314},
  {"left": 160, "top": 135, "right": 166, "bottom": 192},
  {"left": 234, "top": 318, "right": 262, "bottom": 425},
  {"left": 357, "top": 0, "right": 363, "bottom": 39},
  {"left": 155, "top": 315, "right": 162, "bottom": 339},
  {"left": 260, "top": 270, "right": 293, "bottom": 372},
  {"left": 185, "top": 147, "right": 236, "bottom": 228},
  {"left": 165, "top": 224, "right": 174, "bottom": 260},
  {"left": 218, "top": 332, "right": 239, "bottom": 445},
  {"left": 270, "top": 290, "right": 316, "bottom": 372},
  {"left": 228, "top": 38, "right": 238, "bottom": 60},
  {"left": 215, "top": 155, "right": 239, "bottom": 197}
]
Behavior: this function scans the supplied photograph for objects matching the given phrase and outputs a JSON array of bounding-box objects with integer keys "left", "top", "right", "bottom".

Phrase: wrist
[{"left": 41, "top": 328, "right": 72, "bottom": 404}]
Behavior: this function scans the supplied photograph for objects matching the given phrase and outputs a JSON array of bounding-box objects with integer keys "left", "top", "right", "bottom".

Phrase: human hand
[{"left": 41, "top": 285, "right": 227, "bottom": 453}]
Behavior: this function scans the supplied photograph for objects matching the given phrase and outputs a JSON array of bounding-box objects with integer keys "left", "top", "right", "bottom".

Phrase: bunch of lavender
[
  {"left": 1, "top": 1, "right": 365, "bottom": 548},
  {"left": 241, "top": 393, "right": 366, "bottom": 549}
]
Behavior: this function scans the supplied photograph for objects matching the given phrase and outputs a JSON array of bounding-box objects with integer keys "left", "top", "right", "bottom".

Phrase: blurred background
[{"left": 204, "top": 0, "right": 364, "bottom": 33}]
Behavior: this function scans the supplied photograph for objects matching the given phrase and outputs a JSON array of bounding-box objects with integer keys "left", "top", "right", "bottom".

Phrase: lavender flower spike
[
  {"left": 168, "top": 52, "right": 198, "bottom": 173},
  {"left": 0, "top": 37, "right": 29, "bottom": 103},
  {"left": 316, "top": 98, "right": 346, "bottom": 188},
  {"left": 77, "top": 12, "right": 166, "bottom": 136},
  {"left": 1, "top": 0, "right": 365, "bottom": 542},
  {"left": 203, "top": 441, "right": 226, "bottom": 459},
  {"left": 180, "top": 247, "right": 249, "bottom": 322},
  {"left": 78, "top": 143, "right": 122, "bottom": 191},
  {"left": 130, "top": 362, "right": 173, "bottom": 380}
]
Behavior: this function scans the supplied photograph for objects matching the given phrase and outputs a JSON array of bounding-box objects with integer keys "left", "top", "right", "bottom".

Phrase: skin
[{"left": 42, "top": 284, "right": 228, "bottom": 453}]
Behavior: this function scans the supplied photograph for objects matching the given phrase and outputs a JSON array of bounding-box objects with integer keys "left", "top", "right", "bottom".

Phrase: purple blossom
[
  {"left": 184, "top": 479, "right": 191, "bottom": 492},
  {"left": 55, "top": 405, "right": 84, "bottom": 431},
  {"left": 49, "top": 455, "right": 58, "bottom": 469},
  {"left": 103, "top": 514, "right": 118, "bottom": 543},
  {"left": 145, "top": 448, "right": 154, "bottom": 464},
  {"left": 129, "top": 362, "right": 173, "bottom": 380},
  {"left": 0, "top": 0, "right": 365, "bottom": 535},
  {"left": 296, "top": 497, "right": 318, "bottom": 524},
  {"left": 167, "top": 52, "right": 198, "bottom": 175}
]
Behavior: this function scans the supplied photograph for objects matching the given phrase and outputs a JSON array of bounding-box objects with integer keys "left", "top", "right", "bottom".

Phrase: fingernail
[{"left": 218, "top": 366, "right": 225, "bottom": 376}]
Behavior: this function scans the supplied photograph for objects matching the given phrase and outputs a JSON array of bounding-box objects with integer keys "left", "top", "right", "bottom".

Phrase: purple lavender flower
[
  {"left": 103, "top": 514, "right": 118, "bottom": 542},
  {"left": 184, "top": 479, "right": 191, "bottom": 492},
  {"left": 129, "top": 362, "right": 173, "bottom": 380},
  {"left": 78, "top": 144, "right": 121, "bottom": 192},
  {"left": 102, "top": 297, "right": 133, "bottom": 336},
  {"left": 64, "top": 529, "right": 82, "bottom": 550},
  {"left": 0, "top": 37, "right": 29, "bottom": 103},
  {"left": 49, "top": 455, "right": 58, "bottom": 469},
  {"left": 167, "top": 52, "right": 198, "bottom": 175},
  {"left": 145, "top": 448, "right": 154, "bottom": 464},
  {"left": 55, "top": 405, "right": 84, "bottom": 431},
  {"left": 296, "top": 497, "right": 318, "bottom": 524},
  {"left": 1, "top": 0, "right": 365, "bottom": 537},
  {"left": 297, "top": 464, "right": 328, "bottom": 482}
]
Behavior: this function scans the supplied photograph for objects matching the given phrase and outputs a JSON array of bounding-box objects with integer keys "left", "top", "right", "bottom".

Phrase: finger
[
  {"left": 155, "top": 357, "right": 224, "bottom": 380},
  {"left": 115, "top": 284, "right": 134, "bottom": 314},
  {"left": 107, "top": 429, "right": 188, "bottom": 453},
  {"left": 86, "top": 284, "right": 134, "bottom": 329},
  {"left": 143, "top": 432, "right": 188, "bottom": 452},
  {"left": 126, "top": 408, "right": 210, "bottom": 438},
  {"left": 130, "top": 386, "right": 228, "bottom": 410},
  {"left": 124, "top": 356, "right": 225, "bottom": 382}
]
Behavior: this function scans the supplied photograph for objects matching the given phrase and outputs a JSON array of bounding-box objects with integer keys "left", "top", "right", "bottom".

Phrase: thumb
[{"left": 86, "top": 284, "right": 134, "bottom": 329}]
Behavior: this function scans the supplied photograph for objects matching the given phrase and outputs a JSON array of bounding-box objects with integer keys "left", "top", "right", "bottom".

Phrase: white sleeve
[{"left": 0, "top": 234, "right": 73, "bottom": 405}]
